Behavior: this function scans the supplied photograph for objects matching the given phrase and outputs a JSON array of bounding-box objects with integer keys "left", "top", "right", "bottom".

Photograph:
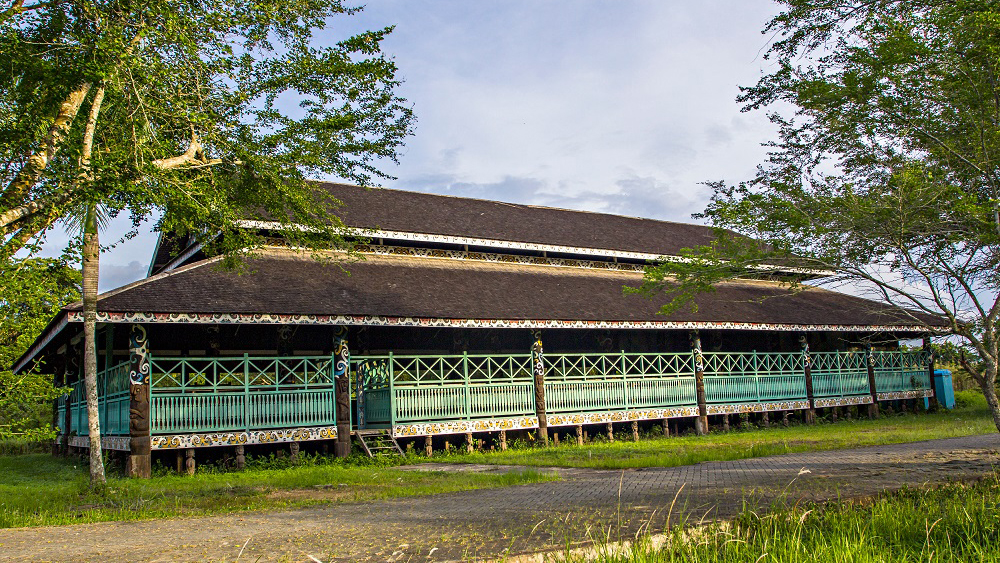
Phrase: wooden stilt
[
  {"left": 553, "top": 432, "right": 560, "bottom": 446},
  {"left": 235, "top": 445, "right": 245, "bottom": 470},
  {"left": 425, "top": 435, "right": 433, "bottom": 457},
  {"left": 661, "top": 418, "right": 670, "bottom": 437},
  {"left": 606, "top": 422, "right": 614, "bottom": 442},
  {"left": 761, "top": 412, "right": 770, "bottom": 428},
  {"left": 290, "top": 441, "right": 300, "bottom": 462},
  {"left": 444, "top": 439, "right": 450, "bottom": 452},
  {"left": 832, "top": 407, "right": 839, "bottom": 422},
  {"left": 176, "top": 450, "right": 184, "bottom": 474},
  {"left": 465, "top": 433, "right": 473, "bottom": 453},
  {"left": 631, "top": 421, "right": 639, "bottom": 442},
  {"left": 499, "top": 430, "right": 507, "bottom": 451},
  {"left": 406, "top": 442, "right": 413, "bottom": 454},
  {"left": 583, "top": 430, "right": 588, "bottom": 443},
  {"left": 185, "top": 448, "right": 195, "bottom": 476},
  {"left": 722, "top": 414, "right": 730, "bottom": 432},
  {"left": 782, "top": 411, "right": 789, "bottom": 427},
  {"left": 576, "top": 425, "right": 584, "bottom": 445}
]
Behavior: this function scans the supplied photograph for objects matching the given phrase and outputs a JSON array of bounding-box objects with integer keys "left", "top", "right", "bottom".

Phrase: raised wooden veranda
[{"left": 57, "top": 347, "right": 934, "bottom": 454}]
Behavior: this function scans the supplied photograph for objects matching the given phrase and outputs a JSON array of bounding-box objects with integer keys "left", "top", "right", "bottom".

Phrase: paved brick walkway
[{"left": 1, "top": 434, "right": 998, "bottom": 562}]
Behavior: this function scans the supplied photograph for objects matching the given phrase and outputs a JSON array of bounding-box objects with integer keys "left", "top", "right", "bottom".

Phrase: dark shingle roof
[
  {"left": 86, "top": 250, "right": 935, "bottom": 329},
  {"left": 321, "top": 182, "right": 719, "bottom": 255}
]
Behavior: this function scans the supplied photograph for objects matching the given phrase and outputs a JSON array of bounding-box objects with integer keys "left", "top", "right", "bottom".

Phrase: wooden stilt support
[
  {"left": 290, "top": 441, "right": 300, "bottom": 462},
  {"left": 406, "top": 442, "right": 413, "bottom": 454},
  {"left": 185, "top": 448, "right": 195, "bottom": 476},
  {"left": 425, "top": 435, "right": 433, "bottom": 457},
  {"left": 831, "top": 407, "right": 839, "bottom": 422},
  {"left": 499, "top": 430, "right": 507, "bottom": 451},
  {"left": 235, "top": 445, "right": 246, "bottom": 470},
  {"left": 631, "top": 421, "right": 639, "bottom": 442},
  {"left": 782, "top": 411, "right": 789, "bottom": 427},
  {"left": 691, "top": 332, "right": 708, "bottom": 435},
  {"left": 553, "top": 432, "right": 560, "bottom": 446},
  {"left": 465, "top": 433, "right": 474, "bottom": 453},
  {"left": 444, "top": 439, "right": 451, "bottom": 452},
  {"left": 576, "top": 425, "right": 584, "bottom": 445},
  {"left": 661, "top": 418, "right": 670, "bottom": 437},
  {"left": 762, "top": 412, "right": 770, "bottom": 428},
  {"left": 176, "top": 450, "right": 183, "bottom": 474},
  {"left": 722, "top": 414, "right": 730, "bottom": 432},
  {"left": 606, "top": 422, "right": 614, "bottom": 442}
]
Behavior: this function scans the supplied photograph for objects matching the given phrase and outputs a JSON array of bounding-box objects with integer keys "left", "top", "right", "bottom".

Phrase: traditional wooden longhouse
[{"left": 16, "top": 183, "right": 941, "bottom": 476}]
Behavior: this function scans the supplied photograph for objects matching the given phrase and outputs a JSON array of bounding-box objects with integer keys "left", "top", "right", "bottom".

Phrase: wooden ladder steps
[{"left": 355, "top": 429, "right": 404, "bottom": 457}]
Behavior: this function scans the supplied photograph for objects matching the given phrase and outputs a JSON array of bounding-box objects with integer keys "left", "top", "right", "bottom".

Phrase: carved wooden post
[
  {"left": 691, "top": 331, "right": 708, "bottom": 435},
  {"left": 531, "top": 331, "right": 549, "bottom": 446},
  {"left": 235, "top": 445, "right": 246, "bottom": 470},
  {"left": 185, "top": 448, "right": 195, "bottom": 475},
  {"left": 924, "top": 335, "right": 937, "bottom": 409},
  {"left": 661, "top": 419, "right": 670, "bottom": 437},
  {"left": 576, "top": 425, "right": 584, "bottom": 445},
  {"left": 333, "top": 327, "right": 352, "bottom": 458},
  {"left": 631, "top": 421, "right": 639, "bottom": 442},
  {"left": 425, "top": 435, "right": 433, "bottom": 457},
  {"left": 866, "top": 346, "right": 880, "bottom": 418},
  {"left": 290, "top": 441, "right": 300, "bottom": 462},
  {"left": 127, "top": 324, "right": 152, "bottom": 478},
  {"left": 499, "top": 430, "right": 507, "bottom": 451},
  {"left": 800, "top": 334, "right": 816, "bottom": 424}
]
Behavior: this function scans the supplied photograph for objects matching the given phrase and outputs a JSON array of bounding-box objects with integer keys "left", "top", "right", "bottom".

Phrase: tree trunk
[
  {"left": 980, "top": 374, "right": 1000, "bottom": 434},
  {"left": 82, "top": 204, "right": 105, "bottom": 487}
]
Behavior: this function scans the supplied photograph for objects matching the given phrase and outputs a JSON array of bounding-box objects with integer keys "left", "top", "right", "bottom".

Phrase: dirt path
[{"left": 1, "top": 434, "right": 998, "bottom": 562}]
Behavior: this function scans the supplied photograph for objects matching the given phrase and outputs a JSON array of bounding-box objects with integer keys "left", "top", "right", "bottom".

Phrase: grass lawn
[
  {"left": 0, "top": 454, "right": 553, "bottom": 529},
  {"left": 578, "top": 473, "right": 1000, "bottom": 562},
  {"left": 429, "top": 391, "right": 998, "bottom": 470}
]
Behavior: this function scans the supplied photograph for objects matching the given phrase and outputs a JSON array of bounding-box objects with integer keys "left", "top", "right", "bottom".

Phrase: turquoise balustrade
[
  {"left": 871, "top": 351, "right": 931, "bottom": 393},
  {"left": 702, "top": 352, "right": 807, "bottom": 404},
  {"left": 810, "top": 352, "right": 871, "bottom": 397}
]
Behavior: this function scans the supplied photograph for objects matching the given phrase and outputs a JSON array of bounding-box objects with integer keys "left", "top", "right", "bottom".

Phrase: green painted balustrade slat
[{"left": 702, "top": 352, "right": 807, "bottom": 404}]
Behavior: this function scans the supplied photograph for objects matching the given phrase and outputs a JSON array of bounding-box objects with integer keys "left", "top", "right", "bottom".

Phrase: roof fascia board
[{"left": 13, "top": 314, "right": 68, "bottom": 373}]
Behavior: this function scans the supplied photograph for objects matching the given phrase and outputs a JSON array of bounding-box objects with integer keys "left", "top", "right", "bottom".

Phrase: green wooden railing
[
  {"left": 872, "top": 351, "right": 931, "bottom": 394},
  {"left": 148, "top": 355, "right": 340, "bottom": 434},
  {"left": 810, "top": 352, "right": 871, "bottom": 398},
  {"left": 355, "top": 351, "right": 697, "bottom": 428},
  {"left": 702, "top": 352, "right": 807, "bottom": 404},
  {"left": 60, "top": 360, "right": 130, "bottom": 436}
]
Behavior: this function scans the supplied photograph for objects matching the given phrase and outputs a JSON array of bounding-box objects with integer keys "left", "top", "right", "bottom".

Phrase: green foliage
[
  {"left": 0, "top": 258, "right": 79, "bottom": 441},
  {"left": 0, "top": 0, "right": 415, "bottom": 260},
  {"left": 634, "top": 1, "right": 1000, "bottom": 421}
]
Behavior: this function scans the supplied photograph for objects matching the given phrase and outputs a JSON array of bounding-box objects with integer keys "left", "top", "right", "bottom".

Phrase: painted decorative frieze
[
  {"left": 705, "top": 400, "right": 810, "bottom": 415},
  {"left": 64, "top": 310, "right": 929, "bottom": 334},
  {"left": 150, "top": 426, "right": 339, "bottom": 449},
  {"left": 66, "top": 435, "right": 131, "bottom": 451},
  {"left": 814, "top": 395, "right": 873, "bottom": 408},
  {"left": 876, "top": 390, "right": 934, "bottom": 401}
]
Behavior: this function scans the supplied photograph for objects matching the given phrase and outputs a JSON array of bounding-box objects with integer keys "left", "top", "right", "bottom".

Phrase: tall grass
[{"left": 570, "top": 473, "right": 1000, "bottom": 562}]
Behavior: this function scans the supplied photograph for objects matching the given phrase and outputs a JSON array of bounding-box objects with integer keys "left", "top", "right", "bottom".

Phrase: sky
[{"left": 73, "top": 1, "right": 787, "bottom": 291}]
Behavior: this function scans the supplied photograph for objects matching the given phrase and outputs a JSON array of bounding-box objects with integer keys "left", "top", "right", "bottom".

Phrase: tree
[
  {"left": 634, "top": 1, "right": 1000, "bottom": 432},
  {"left": 1, "top": 1, "right": 415, "bottom": 485},
  {"left": 0, "top": 258, "right": 80, "bottom": 442}
]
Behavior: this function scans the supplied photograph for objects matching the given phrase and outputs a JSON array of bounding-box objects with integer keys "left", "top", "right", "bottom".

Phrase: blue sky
[{"left": 81, "top": 1, "right": 785, "bottom": 291}]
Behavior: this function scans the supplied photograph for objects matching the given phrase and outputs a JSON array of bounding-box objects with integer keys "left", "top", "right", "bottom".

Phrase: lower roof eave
[{"left": 68, "top": 310, "right": 940, "bottom": 333}]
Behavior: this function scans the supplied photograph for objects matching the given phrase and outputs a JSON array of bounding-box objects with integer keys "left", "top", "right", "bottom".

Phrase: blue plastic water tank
[{"left": 931, "top": 369, "right": 956, "bottom": 409}]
